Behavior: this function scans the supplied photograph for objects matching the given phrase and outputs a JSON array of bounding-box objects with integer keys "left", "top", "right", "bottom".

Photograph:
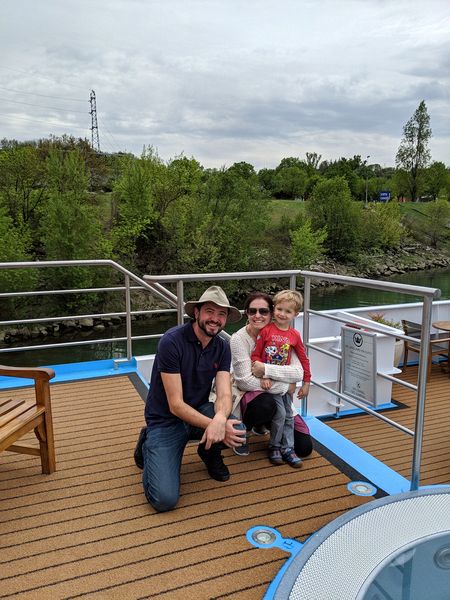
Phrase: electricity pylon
[{"left": 89, "top": 90, "right": 100, "bottom": 152}]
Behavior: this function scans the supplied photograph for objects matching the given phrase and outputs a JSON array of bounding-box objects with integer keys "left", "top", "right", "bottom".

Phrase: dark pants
[{"left": 243, "top": 392, "right": 313, "bottom": 457}]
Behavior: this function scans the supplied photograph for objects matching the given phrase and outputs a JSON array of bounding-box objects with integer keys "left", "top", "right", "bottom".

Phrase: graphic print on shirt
[{"left": 263, "top": 338, "right": 292, "bottom": 365}]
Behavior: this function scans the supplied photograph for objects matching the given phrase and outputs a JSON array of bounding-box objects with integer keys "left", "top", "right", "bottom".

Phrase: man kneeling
[{"left": 134, "top": 286, "right": 246, "bottom": 512}]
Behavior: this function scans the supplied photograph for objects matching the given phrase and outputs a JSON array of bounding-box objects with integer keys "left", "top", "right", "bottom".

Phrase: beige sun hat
[{"left": 184, "top": 286, "right": 242, "bottom": 324}]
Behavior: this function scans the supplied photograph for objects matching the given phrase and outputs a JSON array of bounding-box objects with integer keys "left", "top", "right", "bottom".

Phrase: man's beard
[{"left": 196, "top": 317, "right": 223, "bottom": 338}]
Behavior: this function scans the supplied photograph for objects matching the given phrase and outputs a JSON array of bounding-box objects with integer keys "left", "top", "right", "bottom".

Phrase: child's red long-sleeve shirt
[{"left": 251, "top": 322, "right": 311, "bottom": 382}]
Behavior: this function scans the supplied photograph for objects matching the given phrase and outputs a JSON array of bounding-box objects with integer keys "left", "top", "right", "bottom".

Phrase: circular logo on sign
[{"left": 353, "top": 332, "right": 363, "bottom": 347}]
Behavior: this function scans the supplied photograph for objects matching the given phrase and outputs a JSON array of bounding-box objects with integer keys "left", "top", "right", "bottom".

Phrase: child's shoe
[
  {"left": 268, "top": 447, "right": 283, "bottom": 465},
  {"left": 282, "top": 448, "right": 303, "bottom": 468}
]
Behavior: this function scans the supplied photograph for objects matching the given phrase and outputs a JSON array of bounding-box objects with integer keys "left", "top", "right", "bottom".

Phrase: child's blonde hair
[{"left": 273, "top": 289, "right": 303, "bottom": 313}]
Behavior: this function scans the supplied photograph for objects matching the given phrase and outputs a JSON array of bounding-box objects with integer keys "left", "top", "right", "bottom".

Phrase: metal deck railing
[
  {"left": 0, "top": 260, "right": 179, "bottom": 359},
  {"left": 0, "top": 260, "right": 443, "bottom": 490},
  {"left": 143, "top": 269, "right": 442, "bottom": 491}
]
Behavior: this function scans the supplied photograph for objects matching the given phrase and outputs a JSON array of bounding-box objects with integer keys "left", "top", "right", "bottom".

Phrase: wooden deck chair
[
  {"left": 0, "top": 365, "right": 56, "bottom": 473},
  {"left": 401, "top": 320, "right": 450, "bottom": 378}
]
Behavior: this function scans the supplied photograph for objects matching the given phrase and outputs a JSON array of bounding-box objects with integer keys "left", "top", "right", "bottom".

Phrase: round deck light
[
  {"left": 252, "top": 529, "right": 277, "bottom": 545},
  {"left": 347, "top": 481, "right": 377, "bottom": 496},
  {"left": 246, "top": 525, "right": 303, "bottom": 556}
]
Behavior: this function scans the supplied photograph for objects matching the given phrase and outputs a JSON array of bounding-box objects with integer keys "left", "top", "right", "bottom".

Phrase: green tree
[
  {"left": 227, "top": 161, "right": 256, "bottom": 180},
  {"left": 303, "top": 173, "right": 322, "bottom": 200},
  {"left": 391, "top": 168, "right": 410, "bottom": 200},
  {"left": 321, "top": 155, "right": 364, "bottom": 198},
  {"left": 191, "top": 165, "right": 270, "bottom": 273},
  {"left": 395, "top": 100, "right": 432, "bottom": 201},
  {"left": 277, "top": 157, "right": 304, "bottom": 170},
  {"left": 145, "top": 154, "right": 204, "bottom": 272},
  {"left": 274, "top": 166, "right": 308, "bottom": 200},
  {"left": 305, "top": 152, "right": 322, "bottom": 172},
  {"left": 159, "top": 154, "right": 203, "bottom": 215},
  {"left": 299, "top": 153, "right": 324, "bottom": 199},
  {"left": 364, "top": 202, "right": 403, "bottom": 250},
  {"left": 444, "top": 172, "right": 450, "bottom": 201},
  {"left": 423, "top": 161, "right": 448, "bottom": 200},
  {"left": 422, "top": 199, "right": 450, "bottom": 247},
  {"left": 0, "top": 207, "right": 38, "bottom": 318},
  {"left": 111, "top": 150, "right": 159, "bottom": 265},
  {"left": 140, "top": 160, "right": 271, "bottom": 294},
  {"left": 39, "top": 149, "right": 108, "bottom": 300},
  {"left": 308, "top": 176, "right": 362, "bottom": 259},
  {"left": 0, "top": 207, "right": 37, "bottom": 292},
  {"left": 290, "top": 219, "right": 327, "bottom": 268},
  {"left": 0, "top": 143, "right": 47, "bottom": 227},
  {"left": 38, "top": 134, "right": 112, "bottom": 192},
  {"left": 258, "top": 168, "right": 276, "bottom": 194}
]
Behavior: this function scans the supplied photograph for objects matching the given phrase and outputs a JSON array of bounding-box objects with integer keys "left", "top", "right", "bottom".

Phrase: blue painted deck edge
[
  {"left": 304, "top": 415, "right": 411, "bottom": 495},
  {"left": 0, "top": 358, "right": 139, "bottom": 389},
  {"left": 0, "top": 358, "right": 412, "bottom": 496},
  {"left": 318, "top": 401, "right": 397, "bottom": 419}
]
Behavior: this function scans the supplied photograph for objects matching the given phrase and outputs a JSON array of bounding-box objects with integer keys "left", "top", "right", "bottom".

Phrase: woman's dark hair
[{"left": 244, "top": 291, "right": 274, "bottom": 313}]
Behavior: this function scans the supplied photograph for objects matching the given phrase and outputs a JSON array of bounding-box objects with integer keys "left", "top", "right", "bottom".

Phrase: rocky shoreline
[
  {"left": 0, "top": 315, "right": 130, "bottom": 345},
  {"left": 307, "top": 243, "right": 450, "bottom": 286},
  {"left": 1, "top": 244, "right": 449, "bottom": 345}
]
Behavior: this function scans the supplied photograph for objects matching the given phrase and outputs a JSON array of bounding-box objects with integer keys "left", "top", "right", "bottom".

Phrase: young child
[{"left": 251, "top": 290, "right": 311, "bottom": 467}]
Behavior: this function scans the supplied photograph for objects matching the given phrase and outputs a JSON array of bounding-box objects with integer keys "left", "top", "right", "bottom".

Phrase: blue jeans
[{"left": 142, "top": 402, "right": 243, "bottom": 512}]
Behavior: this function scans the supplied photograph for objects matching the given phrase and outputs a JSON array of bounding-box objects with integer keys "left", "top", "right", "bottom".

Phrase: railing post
[
  {"left": 301, "top": 275, "right": 311, "bottom": 417},
  {"left": 410, "top": 295, "right": 433, "bottom": 490},
  {"left": 125, "top": 274, "right": 132, "bottom": 360},
  {"left": 176, "top": 280, "right": 184, "bottom": 325}
]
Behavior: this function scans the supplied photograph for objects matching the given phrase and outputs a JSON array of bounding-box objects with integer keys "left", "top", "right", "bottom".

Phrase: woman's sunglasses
[{"left": 247, "top": 307, "right": 271, "bottom": 316}]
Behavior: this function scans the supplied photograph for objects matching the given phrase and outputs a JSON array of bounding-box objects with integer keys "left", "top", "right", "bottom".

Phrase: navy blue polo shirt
[{"left": 145, "top": 321, "right": 231, "bottom": 427}]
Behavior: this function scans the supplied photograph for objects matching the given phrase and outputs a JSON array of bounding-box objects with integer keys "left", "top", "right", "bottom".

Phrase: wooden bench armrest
[
  {"left": 0, "top": 366, "right": 56, "bottom": 474},
  {"left": 0, "top": 365, "right": 55, "bottom": 381}
]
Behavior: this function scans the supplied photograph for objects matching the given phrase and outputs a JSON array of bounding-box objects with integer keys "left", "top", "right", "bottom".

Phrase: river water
[
  {"left": 2, "top": 266, "right": 450, "bottom": 368},
  {"left": 309, "top": 266, "right": 450, "bottom": 310}
]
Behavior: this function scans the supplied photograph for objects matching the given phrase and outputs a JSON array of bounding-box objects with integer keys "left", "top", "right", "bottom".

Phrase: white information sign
[{"left": 342, "top": 326, "right": 377, "bottom": 407}]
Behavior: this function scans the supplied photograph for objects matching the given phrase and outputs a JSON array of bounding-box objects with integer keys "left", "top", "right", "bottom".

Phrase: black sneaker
[
  {"left": 197, "top": 443, "right": 230, "bottom": 481},
  {"left": 134, "top": 426, "right": 147, "bottom": 470},
  {"left": 233, "top": 442, "right": 250, "bottom": 456}
]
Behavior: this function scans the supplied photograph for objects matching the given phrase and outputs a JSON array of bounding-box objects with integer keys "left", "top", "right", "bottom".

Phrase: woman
[{"left": 230, "top": 291, "right": 313, "bottom": 458}]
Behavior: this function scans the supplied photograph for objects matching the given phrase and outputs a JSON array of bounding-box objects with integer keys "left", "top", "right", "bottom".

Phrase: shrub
[
  {"left": 368, "top": 312, "right": 401, "bottom": 329},
  {"left": 290, "top": 219, "right": 327, "bottom": 268},
  {"left": 364, "top": 202, "right": 403, "bottom": 249},
  {"left": 308, "top": 176, "right": 362, "bottom": 259}
]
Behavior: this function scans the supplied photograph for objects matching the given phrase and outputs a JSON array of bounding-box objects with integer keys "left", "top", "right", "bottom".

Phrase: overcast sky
[{"left": 1, "top": 0, "right": 449, "bottom": 169}]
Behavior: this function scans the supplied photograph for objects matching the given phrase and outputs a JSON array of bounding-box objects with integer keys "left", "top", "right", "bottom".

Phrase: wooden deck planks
[
  {"left": 326, "top": 364, "right": 450, "bottom": 485},
  {"left": 0, "top": 372, "right": 426, "bottom": 599}
]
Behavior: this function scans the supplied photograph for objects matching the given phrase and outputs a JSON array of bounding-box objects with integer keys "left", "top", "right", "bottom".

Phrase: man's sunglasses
[{"left": 247, "top": 307, "right": 271, "bottom": 316}]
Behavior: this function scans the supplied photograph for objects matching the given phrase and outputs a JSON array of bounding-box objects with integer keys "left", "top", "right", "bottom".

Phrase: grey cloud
[{"left": 1, "top": 0, "right": 449, "bottom": 167}]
